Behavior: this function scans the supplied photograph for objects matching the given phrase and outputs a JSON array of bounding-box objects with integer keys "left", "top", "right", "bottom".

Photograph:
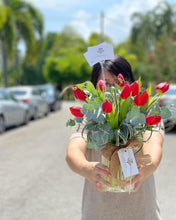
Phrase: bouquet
[{"left": 67, "top": 75, "right": 171, "bottom": 192}]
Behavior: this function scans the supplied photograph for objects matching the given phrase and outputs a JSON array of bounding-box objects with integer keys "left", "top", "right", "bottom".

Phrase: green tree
[
  {"left": 88, "top": 32, "right": 112, "bottom": 46},
  {"left": 130, "top": 11, "right": 156, "bottom": 58},
  {"left": 153, "top": 1, "right": 176, "bottom": 40},
  {"left": 0, "top": 0, "right": 43, "bottom": 87},
  {"left": 43, "top": 48, "right": 91, "bottom": 87}
]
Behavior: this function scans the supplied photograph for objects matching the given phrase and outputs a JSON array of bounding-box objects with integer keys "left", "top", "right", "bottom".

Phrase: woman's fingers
[
  {"left": 132, "top": 181, "right": 141, "bottom": 192},
  {"left": 126, "top": 174, "right": 141, "bottom": 185},
  {"left": 96, "top": 174, "right": 111, "bottom": 187},
  {"left": 94, "top": 181, "right": 106, "bottom": 192},
  {"left": 96, "top": 163, "right": 109, "bottom": 171},
  {"left": 94, "top": 166, "right": 112, "bottom": 177}
]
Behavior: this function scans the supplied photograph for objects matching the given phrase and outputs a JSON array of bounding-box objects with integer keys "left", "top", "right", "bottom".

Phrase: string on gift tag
[
  {"left": 120, "top": 148, "right": 132, "bottom": 193},
  {"left": 118, "top": 147, "right": 138, "bottom": 193}
]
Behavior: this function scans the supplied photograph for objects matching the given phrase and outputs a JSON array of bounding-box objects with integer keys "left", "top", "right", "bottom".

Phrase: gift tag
[
  {"left": 117, "top": 148, "right": 139, "bottom": 178},
  {"left": 84, "top": 42, "right": 114, "bottom": 66}
]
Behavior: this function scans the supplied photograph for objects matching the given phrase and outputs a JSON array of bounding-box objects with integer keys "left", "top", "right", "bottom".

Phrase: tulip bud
[
  {"left": 69, "top": 106, "right": 84, "bottom": 118},
  {"left": 145, "top": 115, "right": 162, "bottom": 125},
  {"left": 129, "top": 81, "right": 139, "bottom": 96},
  {"left": 102, "top": 100, "right": 113, "bottom": 113},
  {"left": 96, "top": 80, "right": 106, "bottom": 91},
  {"left": 117, "top": 74, "right": 125, "bottom": 87},
  {"left": 72, "top": 85, "right": 87, "bottom": 101},
  {"left": 120, "top": 84, "right": 131, "bottom": 99},
  {"left": 134, "top": 91, "right": 149, "bottom": 106},
  {"left": 156, "top": 82, "right": 169, "bottom": 94}
]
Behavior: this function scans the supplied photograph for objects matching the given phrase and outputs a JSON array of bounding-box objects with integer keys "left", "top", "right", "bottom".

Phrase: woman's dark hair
[{"left": 91, "top": 55, "right": 135, "bottom": 87}]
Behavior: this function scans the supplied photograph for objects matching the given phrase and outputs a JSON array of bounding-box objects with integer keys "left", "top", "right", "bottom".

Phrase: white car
[
  {"left": 36, "top": 84, "right": 62, "bottom": 111},
  {"left": 0, "top": 88, "right": 30, "bottom": 133},
  {"left": 8, "top": 86, "right": 49, "bottom": 120},
  {"left": 159, "top": 84, "right": 176, "bottom": 132}
]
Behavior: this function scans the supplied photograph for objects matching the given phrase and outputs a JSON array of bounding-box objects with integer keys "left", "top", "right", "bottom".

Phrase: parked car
[
  {"left": 0, "top": 88, "right": 30, "bottom": 133},
  {"left": 159, "top": 84, "right": 176, "bottom": 132},
  {"left": 36, "top": 84, "right": 62, "bottom": 111},
  {"left": 8, "top": 86, "right": 49, "bottom": 120}
]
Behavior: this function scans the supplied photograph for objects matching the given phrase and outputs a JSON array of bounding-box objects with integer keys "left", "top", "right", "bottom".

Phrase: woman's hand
[
  {"left": 126, "top": 163, "right": 155, "bottom": 192},
  {"left": 85, "top": 162, "right": 112, "bottom": 192},
  {"left": 127, "top": 132, "right": 163, "bottom": 192}
]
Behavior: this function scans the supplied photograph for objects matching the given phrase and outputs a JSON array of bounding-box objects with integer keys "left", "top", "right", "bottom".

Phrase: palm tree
[
  {"left": 0, "top": 0, "right": 43, "bottom": 87},
  {"left": 0, "top": 1, "right": 16, "bottom": 87}
]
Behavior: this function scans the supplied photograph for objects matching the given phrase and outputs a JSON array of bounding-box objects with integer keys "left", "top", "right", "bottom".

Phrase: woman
[{"left": 66, "top": 55, "right": 163, "bottom": 220}]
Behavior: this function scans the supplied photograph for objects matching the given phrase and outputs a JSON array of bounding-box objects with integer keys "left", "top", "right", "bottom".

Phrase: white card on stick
[
  {"left": 84, "top": 42, "right": 115, "bottom": 66},
  {"left": 117, "top": 148, "right": 139, "bottom": 178}
]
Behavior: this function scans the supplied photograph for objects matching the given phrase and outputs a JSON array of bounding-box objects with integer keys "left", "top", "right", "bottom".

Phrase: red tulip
[
  {"left": 96, "top": 80, "right": 106, "bottom": 91},
  {"left": 69, "top": 106, "right": 84, "bottom": 118},
  {"left": 117, "top": 74, "right": 125, "bottom": 87},
  {"left": 102, "top": 100, "right": 113, "bottom": 113},
  {"left": 156, "top": 82, "right": 169, "bottom": 94},
  {"left": 129, "top": 81, "right": 139, "bottom": 96},
  {"left": 120, "top": 84, "right": 131, "bottom": 99},
  {"left": 72, "top": 85, "right": 87, "bottom": 101},
  {"left": 145, "top": 115, "right": 162, "bottom": 125},
  {"left": 134, "top": 91, "right": 149, "bottom": 106}
]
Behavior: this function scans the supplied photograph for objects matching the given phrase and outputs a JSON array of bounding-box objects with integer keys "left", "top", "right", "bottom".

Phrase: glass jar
[{"left": 101, "top": 154, "right": 135, "bottom": 192}]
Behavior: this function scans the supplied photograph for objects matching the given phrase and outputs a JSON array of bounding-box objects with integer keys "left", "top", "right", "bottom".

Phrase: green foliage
[
  {"left": 43, "top": 48, "right": 91, "bottom": 85},
  {"left": 68, "top": 77, "right": 170, "bottom": 150},
  {"left": 88, "top": 32, "right": 112, "bottom": 46}
]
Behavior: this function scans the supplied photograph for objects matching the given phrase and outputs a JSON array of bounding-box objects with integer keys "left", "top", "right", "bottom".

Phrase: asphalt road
[{"left": 0, "top": 101, "right": 175, "bottom": 220}]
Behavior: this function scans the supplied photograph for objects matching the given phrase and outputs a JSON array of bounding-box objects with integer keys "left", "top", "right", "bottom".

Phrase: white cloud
[
  {"left": 69, "top": 0, "right": 161, "bottom": 43},
  {"left": 27, "top": 0, "right": 85, "bottom": 11},
  {"left": 70, "top": 10, "right": 99, "bottom": 40},
  {"left": 104, "top": 0, "right": 161, "bottom": 43},
  {"left": 26, "top": 0, "right": 169, "bottom": 44}
]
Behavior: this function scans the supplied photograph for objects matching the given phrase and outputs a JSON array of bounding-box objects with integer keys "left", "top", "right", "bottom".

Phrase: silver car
[
  {"left": 36, "top": 84, "right": 62, "bottom": 111},
  {"left": 8, "top": 86, "right": 49, "bottom": 120},
  {"left": 0, "top": 88, "right": 30, "bottom": 133},
  {"left": 159, "top": 84, "right": 176, "bottom": 132}
]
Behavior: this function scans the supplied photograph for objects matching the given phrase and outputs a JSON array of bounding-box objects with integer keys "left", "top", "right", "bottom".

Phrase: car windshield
[
  {"left": 40, "top": 88, "right": 54, "bottom": 96},
  {"left": 165, "top": 88, "right": 176, "bottom": 95},
  {"left": 10, "top": 91, "right": 27, "bottom": 96}
]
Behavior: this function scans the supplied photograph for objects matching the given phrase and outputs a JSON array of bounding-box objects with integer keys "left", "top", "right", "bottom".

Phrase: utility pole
[{"left": 100, "top": 11, "right": 104, "bottom": 43}]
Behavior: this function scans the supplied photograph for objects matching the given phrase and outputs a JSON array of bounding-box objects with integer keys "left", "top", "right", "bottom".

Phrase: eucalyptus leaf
[
  {"left": 81, "top": 108, "right": 88, "bottom": 114},
  {"left": 126, "top": 106, "right": 145, "bottom": 125},
  {"left": 92, "top": 108, "right": 105, "bottom": 123},
  {"left": 91, "top": 131, "right": 109, "bottom": 146},
  {"left": 87, "top": 142, "right": 98, "bottom": 149},
  {"left": 160, "top": 106, "right": 172, "bottom": 119},
  {"left": 66, "top": 119, "right": 75, "bottom": 127},
  {"left": 76, "top": 117, "right": 83, "bottom": 123}
]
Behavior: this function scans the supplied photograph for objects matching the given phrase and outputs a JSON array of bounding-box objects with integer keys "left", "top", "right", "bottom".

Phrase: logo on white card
[
  {"left": 127, "top": 157, "right": 133, "bottom": 166},
  {"left": 97, "top": 48, "right": 104, "bottom": 54}
]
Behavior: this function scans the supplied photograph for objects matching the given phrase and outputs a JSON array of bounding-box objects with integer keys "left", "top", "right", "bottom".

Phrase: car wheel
[
  {"left": 23, "top": 111, "right": 29, "bottom": 125},
  {"left": 44, "top": 106, "right": 49, "bottom": 116},
  {"left": 53, "top": 101, "right": 61, "bottom": 111},
  {"left": 33, "top": 108, "right": 38, "bottom": 120},
  {"left": 164, "top": 120, "right": 176, "bottom": 132},
  {"left": 0, "top": 115, "right": 5, "bottom": 134}
]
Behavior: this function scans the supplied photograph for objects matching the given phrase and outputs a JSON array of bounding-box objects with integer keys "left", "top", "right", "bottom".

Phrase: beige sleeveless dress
[{"left": 70, "top": 122, "right": 164, "bottom": 220}]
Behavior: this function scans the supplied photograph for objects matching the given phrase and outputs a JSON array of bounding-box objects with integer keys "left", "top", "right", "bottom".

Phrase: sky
[{"left": 27, "top": 0, "right": 176, "bottom": 44}]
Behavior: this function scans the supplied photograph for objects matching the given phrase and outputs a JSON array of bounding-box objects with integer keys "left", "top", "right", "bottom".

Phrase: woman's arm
[
  {"left": 127, "top": 132, "right": 163, "bottom": 192},
  {"left": 66, "top": 138, "right": 112, "bottom": 192}
]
